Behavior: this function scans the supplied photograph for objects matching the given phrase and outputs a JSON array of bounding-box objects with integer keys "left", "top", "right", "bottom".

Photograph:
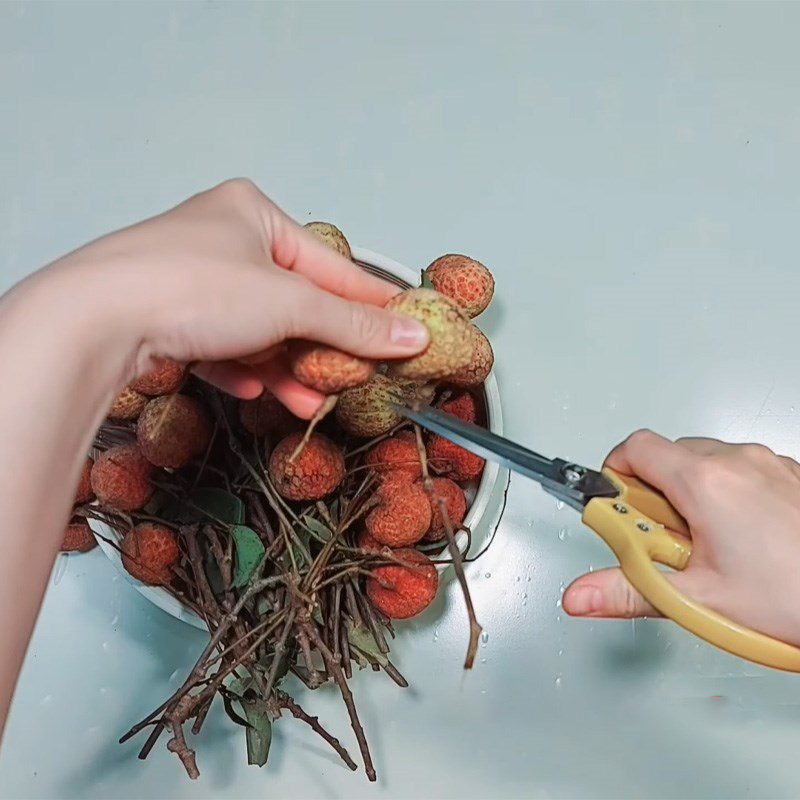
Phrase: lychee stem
[{"left": 288, "top": 394, "right": 338, "bottom": 464}]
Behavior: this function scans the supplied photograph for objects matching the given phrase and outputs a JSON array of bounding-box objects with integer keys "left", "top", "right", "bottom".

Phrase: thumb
[{"left": 562, "top": 566, "right": 699, "bottom": 619}]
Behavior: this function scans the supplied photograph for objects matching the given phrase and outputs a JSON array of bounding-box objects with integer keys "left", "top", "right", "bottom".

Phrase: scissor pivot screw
[
  {"left": 562, "top": 465, "right": 586, "bottom": 484},
  {"left": 636, "top": 521, "right": 651, "bottom": 532},
  {"left": 613, "top": 503, "right": 628, "bottom": 514}
]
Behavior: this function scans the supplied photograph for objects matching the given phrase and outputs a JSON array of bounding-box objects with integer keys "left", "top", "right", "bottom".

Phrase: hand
[
  {"left": 562, "top": 430, "right": 800, "bottom": 647},
  {"left": 36, "top": 178, "right": 428, "bottom": 417}
]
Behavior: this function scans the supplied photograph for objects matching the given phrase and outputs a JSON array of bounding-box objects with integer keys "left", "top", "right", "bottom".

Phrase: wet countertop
[{"left": 2, "top": 3, "right": 800, "bottom": 798}]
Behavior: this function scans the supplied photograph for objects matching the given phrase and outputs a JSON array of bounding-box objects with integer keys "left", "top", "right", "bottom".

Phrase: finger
[
  {"left": 676, "top": 437, "right": 730, "bottom": 456},
  {"left": 248, "top": 357, "right": 325, "bottom": 419},
  {"left": 285, "top": 277, "right": 429, "bottom": 359},
  {"left": 191, "top": 361, "right": 264, "bottom": 400},
  {"left": 270, "top": 209, "right": 400, "bottom": 306},
  {"left": 562, "top": 566, "right": 700, "bottom": 619}
]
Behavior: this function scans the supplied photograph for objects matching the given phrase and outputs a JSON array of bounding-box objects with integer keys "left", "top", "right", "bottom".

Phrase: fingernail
[
  {"left": 566, "top": 586, "right": 602, "bottom": 616},
  {"left": 390, "top": 317, "right": 429, "bottom": 348}
]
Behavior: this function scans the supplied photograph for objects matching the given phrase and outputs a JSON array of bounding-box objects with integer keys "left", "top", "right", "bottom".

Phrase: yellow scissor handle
[{"left": 582, "top": 468, "right": 800, "bottom": 672}]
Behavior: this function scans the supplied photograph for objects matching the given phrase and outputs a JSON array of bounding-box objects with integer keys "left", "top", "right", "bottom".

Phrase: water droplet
[
  {"left": 40, "top": 694, "right": 52, "bottom": 706},
  {"left": 109, "top": 614, "right": 119, "bottom": 627},
  {"left": 526, "top": 575, "right": 531, "bottom": 583},
  {"left": 555, "top": 598, "right": 562, "bottom": 608},
  {"left": 556, "top": 500, "right": 564, "bottom": 511},
  {"left": 432, "top": 628, "right": 439, "bottom": 642},
  {"left": 558, "top": 527, "right": 568, "bottom": 541},
  {"left": 557, "top": 649, "right": 564, "bottom": 657},
  {"left": 522, "top": 593, "right": 528, "bottom": 600},
  {"left": 527, "top": 519, "right": 535, "bottom": 528},
  {"left": 555, "top": 676, "right": 562, "bottom": 687},
  {"left": 480, "top": 689, "right": 486, "bottom": 695},
  {"left": 101, "top": 641, "right": 110, "bottom": 651},
  {"left": 52, "top": 555, "right": 68, "bottom": 586},
  {"left": 559, "top": 581, "right": 565, "bottom": 592},
  {"left": 608, "top": 399, "right": 617, "bottom": 410},
  {"left": 481, "top": 631, "right": 489, "bottom": 645},
  {"left": 480, "top": 657, "right": 487, "bottom": 664},
  {"left": 168, "top": 668, "right": 182, "bottom": 684},
  {"left": 556, "top": 615, "right": 562, "bottom": 623},
  {"left": 588, "top": 564, "right": 594, "bottom": 572},
  {"left": 484, "top": 572, "right": 491, "bottom": 579},
  {"left": 515, "top": 576, "right": 521, "bottom": 583}
]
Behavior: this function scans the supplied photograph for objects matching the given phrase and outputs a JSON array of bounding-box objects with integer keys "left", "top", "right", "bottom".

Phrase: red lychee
[
  {"left": 424, "top": 477, "right": 467, "bottom": 541},
  {"left": 356, "top": 531, "right": 384, "bottom": 553},
  {"left": 137, "top": 394, "right": 212, "bottom": 469},
  {"left": 108, "top": 387, "right": 148, "bottom": 420},
  {"left": 74, "top": 456, "right": 94, "bottom": 504},
  {"left": 239, "top": 390, "right": 298, "bottom": 439},
  {"left": 427, "top": 435, "right": 485, "bottom": 483},
  {"left": 130, "top": 359, "right": 187, "bottom": 396},
  {"left": 121, "top": 523, "right": 179, "bottom": 586},
  {"left": 288, "top": 340, "right": 376, "bottom": 394},
  {"left": 440, "top": 391, "right": 478, "bottom": 424},
  {"left": 90, "top": 444, "right": 153, "bottom": 511},
  {"left": 367, "top": 548, "right": 438, "bottom": 619},
  {"left": 363, "top": 431, "right": 422, "bottom": 484},
  {"left": 425, "top": 254, "right": 494, "bottom": 318},
  {"left": 268, "top": 432, "right": 345, "bottom": 501},
  {"left": 61, "top": 519, "right": 97, "bottom": 553},
  {"left": 447, "top": 325, "right": 494, "bottom": 387},
  {"left": 365, "top": 481, "right": 431, "bottom": 547}
]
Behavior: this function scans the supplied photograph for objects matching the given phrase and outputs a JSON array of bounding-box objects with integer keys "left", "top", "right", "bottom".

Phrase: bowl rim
[{"left": 91, "top": 246, "right": 504, "bottom": 630}]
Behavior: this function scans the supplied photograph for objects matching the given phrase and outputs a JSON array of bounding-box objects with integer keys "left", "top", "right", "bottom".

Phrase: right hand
[{"left": 562, "top": 430, "right": 800, "bottom": 647}]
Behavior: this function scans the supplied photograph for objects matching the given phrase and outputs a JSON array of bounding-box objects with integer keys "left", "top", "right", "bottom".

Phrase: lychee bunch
[
  {"left": 239, "top": 390, "right": 298, "bottom": 439},
  {"left": 131, "top": 359, "right": 187, "bottom": 397},
  {"left": 447, "top": 325, "right": 494, "bottom": 387},
  {"left": 74, "top": 456, "right": 94, "bottom": 504},
  {"left": 304, "top": 221, "right": 352, "bottom": 259},
  {"left": 288, "top": 340, "right": 375, "bottom": 394},
  {"left": 336, "top": 374, "right": 409, "bottom": 438},
  {"left": 424, "top": 477, "right": 467, "bottom": 541},
  {"left": 365, "top": 480, "right": 431, "bottom": 547},
  {"left": 61, "top": 519, "right": 97, "bottom": 553},
  {"left": 364, "top": 431, "right": 422, "bottom": 484},
  {"left": 137, "top": 394, "right": 212, "bottom": 469},
  {"left": 91, "top": 444, "right": 153, "bottom": 511},
  {"left": 386, "top": 288, "right": 473, "bottom": 381},
  {"left": 268, "top": 432, "right": 345, "bottom": 501},
  {"left": 427, "top": 434, "right": 485, "bottom": 483},
  {"left": 108, "top": 387, "right": 148, "bottom": 420},
  {"left": 425, "top": 254, "right": 494, "bottom": 318},
  {"left": 121, "top": 523, "right": 179, "bottom": 586},
  {"left": 367, "top": 548, "right": 438, "bottom": 619},
  {"left": 440, "top": 391, "right": 478, "bottom": 423}
]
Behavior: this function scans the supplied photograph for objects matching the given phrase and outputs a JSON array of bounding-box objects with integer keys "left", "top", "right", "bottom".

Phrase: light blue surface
[{"left": 2, "top": 2, "right": 800, "bottom": 797}]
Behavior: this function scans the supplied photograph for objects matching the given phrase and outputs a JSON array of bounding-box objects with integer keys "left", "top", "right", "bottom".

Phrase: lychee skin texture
[
  {"left": 447, "top": 326, "right": 494, "bottom": 387},
  {"left": 239, "top": 391, "right": 298, "bottom": 439},
  {"left": 121, "top": 523, "right": 179, "bottom": 586},
  {"left": 366, "top": 481, "right": 432, "bottom": 547},
  {"left": 364, "top": 431, "right": 422, "bottom": 484},
  {"left": 425, "top": 477, "right": 467, "bottom": 541},
  {"left": 427, "top": 435, "right": 485, "bottom": 483},
  {"left": 386, "top": 288, "right": 473, "bottom": 381},
  {"left": 356, "top": 531, "right": 384, "bottom": 553},
  {"left": 367, "top": 548, "right": 438, "bottom": 620},
  {"left": 74, "top": 456, "right": 94, "bottom": 504},
  {"left": 108, "top": 387, "right": 148, "bottom": 420},
  {"left": 137, "top": 395, "right": 213, "bottom": 469},
  {"left": 304, "top": 221, "right": 352, "bottom": 259},
  {"left": 91, "top": 444, "right": 153, "bottom": 511},
  {"left": 130, "top": 359, "right": 186, "bottom": 397},
  {"left": 61, "top": 520, "right": 97, "bottom": 553},
  {"left": 426, "top": 254, "right": 495, "bottom": 318},
  {"left": 268, "top": 432, "right": 345, "bottom": 501},
  {"left": 440, "top": 391, "right": 478, "bottom": 424},
  {"left": 336, "top": 374, "right": 407, "bottom": 438},
  {"left": 288, "top": 340, "right": 376, "bottom": 394}
]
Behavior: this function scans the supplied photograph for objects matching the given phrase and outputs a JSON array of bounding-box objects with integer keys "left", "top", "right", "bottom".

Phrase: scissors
[{"left": 397, "top": 404, "right": 800, "bottom": 672}]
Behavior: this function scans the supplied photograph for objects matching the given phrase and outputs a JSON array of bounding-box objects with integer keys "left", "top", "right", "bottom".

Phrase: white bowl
[{"left": 92, "top": 247, "right": 506, "bottom": 630}]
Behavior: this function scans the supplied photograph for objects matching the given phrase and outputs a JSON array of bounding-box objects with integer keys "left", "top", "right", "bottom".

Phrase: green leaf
[
  {"left": 301, "top": 515, "right": 334, "bottom": 543},
  {"left": 231, "top": 525, "right": 265, "bottom": 588},
  {"left": 346, "top": 619, "right": 388, "bottom": 667},
  {"left": 241, "top": 699, "right": 273, "bottom": 767},
  {"left": 420, "top": 268, "right": 434, "bottom": 289},
  {"left": 164, "top": 487, "right": 245, "bottom": 525},
  {"left": 256, "top": 596, "right": 272, "bottom": 617},
  {"left": 204, "top": 557, "right": 225, "bottom": 597}
]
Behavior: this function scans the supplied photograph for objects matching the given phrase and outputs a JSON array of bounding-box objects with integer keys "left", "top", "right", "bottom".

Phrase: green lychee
[
  {"left": 304, "top": 221, "right": 352, "bottom": 259},
  {"left": 335, "top": 374, "right": 409, "bottom": 438}
]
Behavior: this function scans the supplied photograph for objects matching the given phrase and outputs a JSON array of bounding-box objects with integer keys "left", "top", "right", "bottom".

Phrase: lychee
[
  {"left": 131, "top": 359, "right": 186, "bottom": 396},
  {"left": 427, "top": 435, "right": 485, "bottom": 483},
  {"left": 91, "top": 444, "right": 153, "bottom": 511},
  {"left": 364, "top": 431, "right": 422, "bottom": 484},
  {"left": 356, "top": 531, "right": 384, "bottom": 553},
  {"left": 137, "top": 394, "right": 213, "bottom": 469},
  {"left": 425, "top": 254, "right": 495, "bottom": 318},
  {"left": 239, "top": 390, "right": 298, "bottom": 439},
  {"left": 268, "top": 432, "right": 345, "bottom": 501},
  {"left": 121, "top": 523, "right": 179, "bottom": 586},
  {"left": 365, "top": 481, "right": 431, "bottom": 547},
  {"left": 367, "top": 548, "right": 438, "bottom": 619},
  {"left": 288, "top": 340, "right": 376, "bottom": 394},
  {"left": 108, "top": 386, "right": 148, "bottom": 420},
  {"left": 61, "top": 519, "right": 97, "bottom": 553},
  {"left": 447, "top": 325, "right": 494, "bottom": 387},
  {"left": 386, "top": 288, "right": 472, "bottom": 381},
  {"left": 440, "top": 390, "right": 478, "bottom": 424},
  {"left": 74, "top": 456, "right": 94, "bottom": 504},
  {"left": 424, "top": 477, "right": 467, "bottom": 541},
  {"left": 335, "top": 374, "right": 408, "bottom": 438},
  {"left": 304, "top": 221, "right": 352, "bottom": 259}
]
